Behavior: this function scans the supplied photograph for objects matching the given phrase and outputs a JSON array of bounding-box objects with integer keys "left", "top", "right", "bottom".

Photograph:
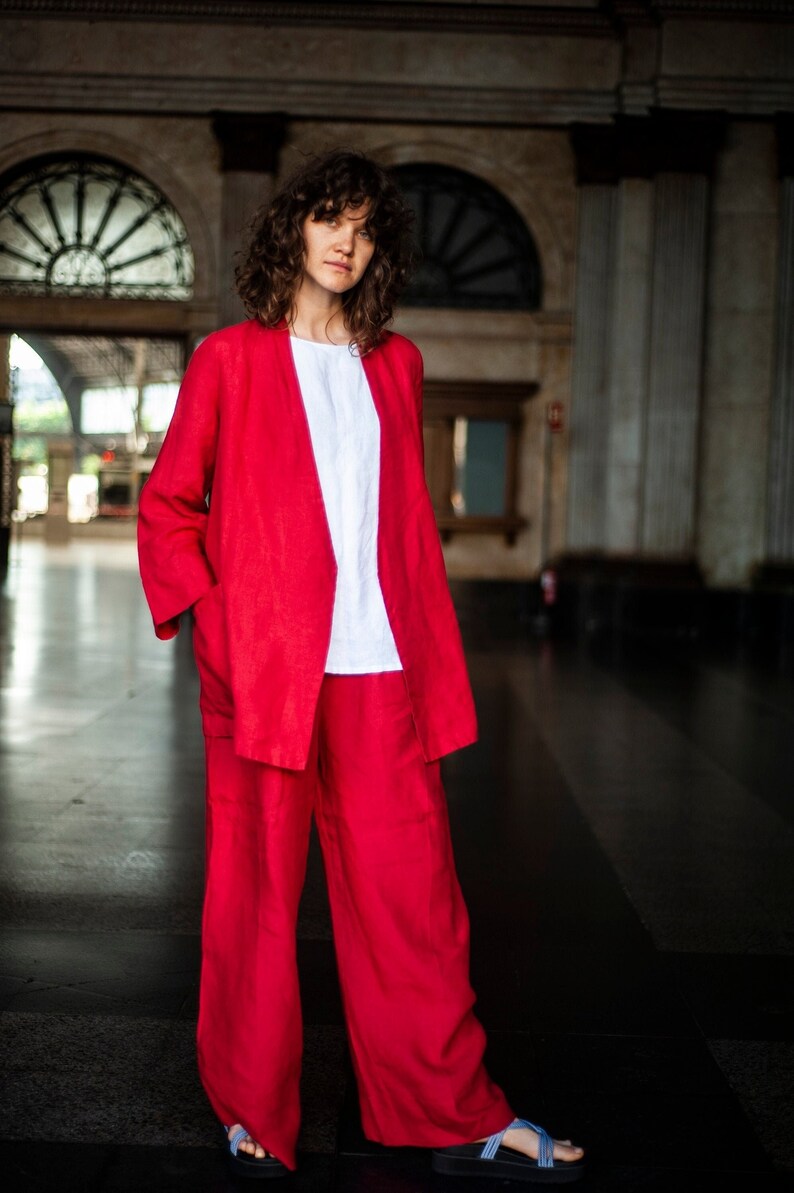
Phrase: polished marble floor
[{"left": 0, "top": 539, "right": 792, "bottom": 1191}]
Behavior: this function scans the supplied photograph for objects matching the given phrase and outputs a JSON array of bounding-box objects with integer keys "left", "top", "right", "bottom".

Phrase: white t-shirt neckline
[{"left": 288, "top": 334, "right": 356, "bottom": 350}]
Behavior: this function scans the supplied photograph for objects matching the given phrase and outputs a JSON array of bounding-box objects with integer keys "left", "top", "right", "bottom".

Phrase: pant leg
[
  {"left": 313, "top": 671, "right": 514, "bottom": 1148},
  {"left": 196, "top": 734, "right": 316, "bottom": 1171}
]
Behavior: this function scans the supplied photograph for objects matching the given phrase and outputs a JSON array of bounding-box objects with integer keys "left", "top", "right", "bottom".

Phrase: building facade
[{"left": 0, "top": 0, "right": 792, "bottom": 596}]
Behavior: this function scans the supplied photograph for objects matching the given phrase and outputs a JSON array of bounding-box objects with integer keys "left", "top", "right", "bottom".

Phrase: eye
[
  {"left": 323, "top": 215, "right": 338, "bottom": 227},
  {"left": 358, "top": 228, "right": 373, "bottom": 241}
]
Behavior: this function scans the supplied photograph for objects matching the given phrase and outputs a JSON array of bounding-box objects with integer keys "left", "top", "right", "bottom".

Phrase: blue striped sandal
[
  {"left": 431, "top": 1116, "right": 586, "bottom": 1183},
  {"left": 223, "top": 1125, "right": 290, "bottom": 1179}
]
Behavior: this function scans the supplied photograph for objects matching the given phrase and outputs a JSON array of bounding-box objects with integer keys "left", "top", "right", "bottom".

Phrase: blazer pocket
[{"left": 191, "top": 583, "right": 235, "bottom": 722}]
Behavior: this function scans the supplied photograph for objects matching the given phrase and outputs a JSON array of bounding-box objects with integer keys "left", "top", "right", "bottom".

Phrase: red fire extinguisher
[
  {"left": 546, "top": 400, "right": 564, "bottom": 434},
  {"left": 540, "top": 567, "right": 558, "bottom": 607}
]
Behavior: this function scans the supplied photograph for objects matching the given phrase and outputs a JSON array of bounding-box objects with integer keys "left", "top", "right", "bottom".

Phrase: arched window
[
  {"left": 0, "top": 155, "right": 194, "bottom": 300},
  {"left": 393, "top": 163, "right": 541, "bottom": 310}
]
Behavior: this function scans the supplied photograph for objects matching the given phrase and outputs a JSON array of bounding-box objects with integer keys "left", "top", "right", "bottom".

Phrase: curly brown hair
[{"left": 235, "top": 148, "right": 417, "bottom": 354}]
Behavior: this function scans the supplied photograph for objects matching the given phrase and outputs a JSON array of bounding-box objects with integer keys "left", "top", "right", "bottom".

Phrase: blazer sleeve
[{"left": 137, "top": 334, "right": 220, "bottom": 640}]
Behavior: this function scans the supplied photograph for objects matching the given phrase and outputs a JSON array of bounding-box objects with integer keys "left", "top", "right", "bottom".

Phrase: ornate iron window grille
[
  {"left": 0, "top": 156, "right": 194, "bottom": 300},
  {"left": 393, "top": 162, "right": 541, "bottom": 311}
]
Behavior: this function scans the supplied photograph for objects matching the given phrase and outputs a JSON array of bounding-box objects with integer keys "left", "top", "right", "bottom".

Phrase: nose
[{"left": 335, "top": 224, "right": 355, "bottom": 254}]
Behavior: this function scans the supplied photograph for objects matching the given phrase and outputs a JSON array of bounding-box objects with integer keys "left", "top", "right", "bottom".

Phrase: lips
[{"left": 326, "top": 261, "right": 352, "bottom": 272}]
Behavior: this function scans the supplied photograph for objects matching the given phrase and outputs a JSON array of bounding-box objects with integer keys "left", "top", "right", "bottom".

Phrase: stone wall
[
  {"left": 699, "top": 121, "right": 779, "bottom": 586},
  {"left": 0, "top": 1, "right": 792, "bottom": 586}
]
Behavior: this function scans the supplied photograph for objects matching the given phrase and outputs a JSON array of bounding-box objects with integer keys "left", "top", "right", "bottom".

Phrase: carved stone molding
[
  {"left": 651, "top": 1, "right": 794, "bottom": 16},
  {"left": 4, "top": 0, "right": 791, "bottom": 31},
  {"left": 658, "top": 79, "right": 794, "bottom": 115},
  {"left": 0, "top": 74, "right": 616, "bottom": 126},
  {"left": 0, "top": 1, "right": 615, "bottom": 36}
]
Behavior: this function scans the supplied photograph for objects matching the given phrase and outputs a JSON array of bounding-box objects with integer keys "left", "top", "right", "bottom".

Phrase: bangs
[
  {"left": 309, "top": 193, "right": 379, "bottom": 236},
  {"left": 309, "top": 191, "right": 373, "bottom": 219},
  {"left": 301, "top": 157, "right": 391, "bottom": 234}
]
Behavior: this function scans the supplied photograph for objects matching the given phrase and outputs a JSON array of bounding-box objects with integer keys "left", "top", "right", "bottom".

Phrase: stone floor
[{"left": 0, "top": 538, "right": 792, "bottom": 1191}]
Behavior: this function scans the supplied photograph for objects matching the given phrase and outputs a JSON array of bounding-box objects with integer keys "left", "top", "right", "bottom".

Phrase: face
[{"left": 299, "top": 202, "right": 376, "bottom": 300}]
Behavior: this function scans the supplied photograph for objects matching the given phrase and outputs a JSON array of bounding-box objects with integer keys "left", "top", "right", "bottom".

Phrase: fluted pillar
[
  {"left": 605, "top": 176, "right": 653, "bottom": 551},
  {"left": 766, "top": 118, "right": 794, "bottom": 562},
  {"left": 566, "top": 112, "right": 723, "bottom": 563},
  {"left": 566, "top": 182, "right": 617, "bottom": 549},
  {"left": 641, "top": 172, "right": 710, "bottom": 554},
  {"left": 212, "top": 113, "right": 286, "bottom": 328}
]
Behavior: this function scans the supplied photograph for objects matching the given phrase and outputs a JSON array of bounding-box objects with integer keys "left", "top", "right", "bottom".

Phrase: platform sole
[
  {"left": 431, "top": 1145, "right": 586, "bottom": 1184},
  {"left": 226, "top": 1151, "right": 290, "bottom": 1179}
]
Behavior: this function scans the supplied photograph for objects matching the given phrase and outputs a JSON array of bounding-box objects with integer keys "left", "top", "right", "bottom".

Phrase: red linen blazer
[{"left": 137, "top": 317, "right": 478, "bottom": 770}]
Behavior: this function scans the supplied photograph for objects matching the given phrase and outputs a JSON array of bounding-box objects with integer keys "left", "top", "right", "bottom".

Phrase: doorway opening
[{"left": 7, "top": 332, "right": 185, "bottom": 530}]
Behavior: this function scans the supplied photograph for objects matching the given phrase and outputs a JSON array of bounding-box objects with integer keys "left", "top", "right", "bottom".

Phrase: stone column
[
  {"left": 605, "top": 176, "right": 653, "bottom": 552},
  {"left": 567, "top": 113, "right": 724, "bottom": 563},
  {"left": 0, "top": 333, "right": 13, "bottom": 578},
  {"left": 566, "top": 126, "right": 618, "bottom": 551},
  {"left": 641, "top": 171, "right": 710, "bottom": 554},
  {"left": 212, "top": 113, "right": 287, "bottom": 329},
  {"left": 766, "top": 116, "right": 794, "bottom": 562},
  {"left": 638, "top": 112, "right": 724, "bottom": 557},
  {"left": 566, "top": 183, "right": 617, "bottom": 550},
  {"left": 697, "top": 121, "right": 778, "bottom": 585},
  {"left": 45, "top": 439, "right": 73, "bottom": 545}
]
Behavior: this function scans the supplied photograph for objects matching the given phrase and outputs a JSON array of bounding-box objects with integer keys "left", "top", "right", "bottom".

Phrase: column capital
[
  {"left": 775, "top": 113, "right": 794, "bottom": 179},
  {"left": 211, "top": 112, "right": 287, "bottom": 174},
  {"left": 570, "top": 109, "right": 726, "bottom": 185},
  {"left": 569, "top": 123, "right": 620, "bottom": 186}
]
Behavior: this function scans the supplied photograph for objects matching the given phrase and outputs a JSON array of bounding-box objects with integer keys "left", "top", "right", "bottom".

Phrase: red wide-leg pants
[{"left": 196, "top": 671, "right": 514, "bottom": 1170}]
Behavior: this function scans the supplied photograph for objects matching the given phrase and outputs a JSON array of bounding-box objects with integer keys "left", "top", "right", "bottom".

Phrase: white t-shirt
[{"left": 289, "top": 336, "right": 403, "bottom": 674}]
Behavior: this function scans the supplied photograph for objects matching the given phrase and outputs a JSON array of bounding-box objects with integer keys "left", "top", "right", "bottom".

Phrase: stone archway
[
  {"left": 0, "top": 128, "right": 215, "bottom": 307},
  {"left": 0, "top": 154, "right": 194, "bottom": 301},
  {"left": 391, "top": 160, "right": 543, "bottom": 312}
]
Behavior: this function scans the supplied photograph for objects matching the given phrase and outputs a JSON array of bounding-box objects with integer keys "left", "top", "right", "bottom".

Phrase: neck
[{"left": 289, "top": 279, "right": 349, "bottom": 344}]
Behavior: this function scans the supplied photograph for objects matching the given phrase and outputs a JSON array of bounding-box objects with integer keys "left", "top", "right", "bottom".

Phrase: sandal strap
[
  {"left": 479, "top": 1116, "right": 555, "bottom": 1167},
  {"left": 227, "top": 1126, "right": 249, "bottom": 1157}
]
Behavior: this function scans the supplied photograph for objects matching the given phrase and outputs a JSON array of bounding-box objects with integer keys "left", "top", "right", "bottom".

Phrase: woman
[{"left": 137, "top": 148, "right": 585, "bottom": 1184}]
